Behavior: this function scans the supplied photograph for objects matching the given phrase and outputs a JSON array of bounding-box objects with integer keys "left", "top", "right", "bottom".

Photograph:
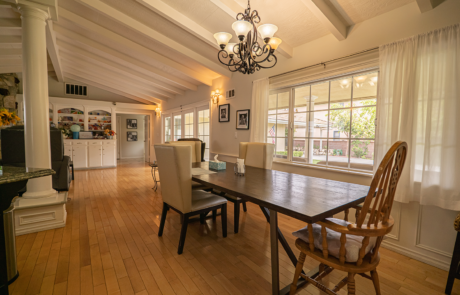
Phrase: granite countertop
[{"left": 0, "top": 166, "right": 55, "bottom": 185}]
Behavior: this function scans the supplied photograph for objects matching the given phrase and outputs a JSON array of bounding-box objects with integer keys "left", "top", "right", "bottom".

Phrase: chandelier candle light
[{"left": 213, "top": 0, "right": 282, "bottom": 74}]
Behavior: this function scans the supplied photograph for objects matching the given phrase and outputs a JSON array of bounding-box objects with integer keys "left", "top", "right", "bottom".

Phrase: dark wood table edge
[{"left": 191, "top": 176, "right": 367, "bottom": 224}]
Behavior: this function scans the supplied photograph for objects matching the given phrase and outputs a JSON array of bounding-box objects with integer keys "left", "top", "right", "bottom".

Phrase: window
[
  {"left": 198, "top": 107, "right": 210, "bottom": 160},
  {"left": 184, "top": 112, "right": 194, "bottom": 138},
  {"left": 164, "top": 116, "right": 171, "bottom": 142},
  {"left": 173, "top": 114, "right": 181, "bottom": 141},
  {"left": 267, "top": 71, "right": 378, "bottom": 172}
]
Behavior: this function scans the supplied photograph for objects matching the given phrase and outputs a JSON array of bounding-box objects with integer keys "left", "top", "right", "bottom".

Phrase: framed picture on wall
[
  {"left": 127, "top": 131, "right": 138, "bottom": 141},
  {"left": 127, "top": 119, "right": 137, "bottom": 129},
  {"left": 236, "top": 109, "right": 250, "bottom": 130},
  {"left": 218, "top": 104, "right": 230, "bottom": 122}
]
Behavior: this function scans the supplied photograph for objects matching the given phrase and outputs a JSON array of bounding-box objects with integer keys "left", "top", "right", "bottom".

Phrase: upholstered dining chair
[
  {"left": 165, "top": 141, "right": 208, "bottom": 190},
  {"left": 222, "top": 142, "right": 275, "bottom": 233},
  {"left": 289, "top": 141, "right": 408, "bottom": 295},
  {"left": 154, "top": 144, "right": 228, "bottom": 254}
]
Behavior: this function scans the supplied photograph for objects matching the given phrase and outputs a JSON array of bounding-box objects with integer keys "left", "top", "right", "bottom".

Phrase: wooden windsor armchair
[{"left": 289, "top": 141, "right": 408, "bottom": 295}]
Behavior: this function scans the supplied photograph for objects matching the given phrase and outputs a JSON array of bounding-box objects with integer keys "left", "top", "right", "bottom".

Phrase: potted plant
[{"left": 0, "top": 108, "right": 20, "bottom": 127}]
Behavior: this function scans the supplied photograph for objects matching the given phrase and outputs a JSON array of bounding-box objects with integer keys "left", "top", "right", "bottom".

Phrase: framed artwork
[
  {"left": 236, "top": 109, "right": 250, "bottom": 130},
  {"left": 219, "top": 104, "right": 230, "bottom": 122},
  {"left": 127, "top": 119, "right": 137, "bottom": 129},
  {"left": 127, "top": 131, "right": 138, "bottom": 141}
]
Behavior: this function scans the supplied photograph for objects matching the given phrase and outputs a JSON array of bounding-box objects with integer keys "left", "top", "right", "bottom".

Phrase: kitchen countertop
[{"left": 0, "top": 166, "right": 55, "bottom": 185}]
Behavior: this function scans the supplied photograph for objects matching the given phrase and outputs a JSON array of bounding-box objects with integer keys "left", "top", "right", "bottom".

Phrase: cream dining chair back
[
  {"left": 155, "top": 144, "right": 193, "bottom": 213},
  {"left": 154, "top": 144, "right": 228, "bottom": 254},
  {"left": 239, "top": 142, "right": 275, "bottom": 169}
]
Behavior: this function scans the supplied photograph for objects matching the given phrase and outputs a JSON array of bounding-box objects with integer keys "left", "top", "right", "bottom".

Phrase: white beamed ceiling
[{"left": 0, "top": 0, "right": 419, "bottom": 104}]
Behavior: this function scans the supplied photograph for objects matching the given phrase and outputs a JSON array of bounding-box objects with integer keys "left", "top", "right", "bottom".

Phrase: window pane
[
  {"left": 294, "top": 86, "right": 310, "bottom": 112},
  {"left": 292, "top": 138, "right": 308, "bottom": 163},
  {"left": 327, "top": 139, "right": 350, "bottom": 168},
  {"left": 353, "top": 72, "right": 378, "bottom": 106},
  {"left": 274, "top": 138, "right": 288, "bottom": 159},
  {"left": 164, "top": 117, "right": 171, "bottom": 142},
  {"left": 293, "top": 113, "right": 308, "bottom": 137},
  {"left": 277, "top": 92, "right": 290, "bottom": 114},
  {"left": 276, "top": 114, "right": 289, "bottom": 137},
  {"left": 311, "top": 82, "right": 329, "bottom": 111},
  {"left": 312, "top": 138, "right": 327, "bottom": 164},
  {"left": 269, "top": 94, "right": 277, "bottom": 115},
  {"left": 310, "top": 110, "right": 329, "bottom": 138},
  {"left": 330, "top": 77, "right": 352, "bottom": 108},
  {"left": 329, "top": 109, "right": 351, "bottom": 139},
  {"left": 267, "top": 115, "right": 277, "bottom": 137},
  {"left": 350, "top": 140, "right": 374, "bottom": 171},
  {"left": 204, "top": 122, "right": 209, "bottom": 136},
  {"left": 351, "top": 106, "right": 376, "bottom": 138},
  {"left": 174, "top": 115, "right": 181, "bottom": 140}
]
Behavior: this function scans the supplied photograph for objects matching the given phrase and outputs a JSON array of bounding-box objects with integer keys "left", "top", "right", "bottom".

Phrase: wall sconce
[
  {"left": 211, "top": 89, "right": 221, "bottom": 104},
  {"left": 155, "top": 105, "right": 161, "bottom": 117}
]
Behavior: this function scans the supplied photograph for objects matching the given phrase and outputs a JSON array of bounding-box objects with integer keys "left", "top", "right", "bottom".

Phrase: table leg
[{"left": 269, "top": 209, "right": 280, "bottom": 295}]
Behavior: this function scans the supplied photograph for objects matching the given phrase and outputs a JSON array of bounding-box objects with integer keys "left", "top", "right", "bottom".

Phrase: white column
[{"left": 19, "top": 5, "right": 56, "bottom": 199}]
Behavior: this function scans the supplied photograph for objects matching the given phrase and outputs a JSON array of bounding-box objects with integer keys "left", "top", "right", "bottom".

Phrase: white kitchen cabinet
[
  {"left": 64, "top": 139, "right": 117, "bottom": 169},
  {"left": 64, "top": 145, "right": 73, "bottom": 160},
  {"left": 89, "top": 145, "right": 102, "bottom": 167},
  {"left": 72, "top": 145, "right": 88, "bottom": 168},
  {"left": 102, "top": 143, "right": 116, "bottom": 167}
]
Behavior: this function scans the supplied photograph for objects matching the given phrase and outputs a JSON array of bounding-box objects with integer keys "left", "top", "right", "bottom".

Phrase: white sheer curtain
[
  {"left": 249, "top": 78, "right": 269, "bottom": 142},
  {"left": 375, "top": 24, "right": 460, "bottom": 210}
]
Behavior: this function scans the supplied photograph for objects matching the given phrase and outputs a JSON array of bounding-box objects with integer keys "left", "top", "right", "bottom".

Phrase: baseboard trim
[{"left": 382, "top": 240, "right": 450, "bottom": 271}]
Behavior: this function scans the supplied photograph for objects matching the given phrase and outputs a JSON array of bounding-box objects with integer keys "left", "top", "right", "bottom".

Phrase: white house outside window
[{"left": 267, "top": 71, "right": 378, "bottom": 172}]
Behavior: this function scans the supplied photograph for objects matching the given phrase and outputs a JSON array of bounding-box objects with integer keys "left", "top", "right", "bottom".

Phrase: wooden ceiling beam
[
  {"left": 54, "top": 24, "right": 198, "bottom": 91},
  {"left": 59, "top": 8, "right": 212, "bottom": 86},
  {"left": 74, "top": 0, "right": 231, "bottom": 79},
  {"left": 61, "top": 55, "right": 174, "bottom": 100},
  {"left": 57, "top": 40, "right": 185, "bottom": 96},
  {"left": 416, "top": 0, "right": 434, "bottom": 13},
  {"left": 300, "top": 0, "right": 347, "bottom": 41},
  {"left": 64, "top": 66, "right": 162, "bottom": 104},
  {"left": 0, "top": 36, "right": 21, "bottom": 48},
  {"left": 136, "top": 0, "right": 218, "bottom": 49},
  {"left": 46, "top": 20, "right": 64, "bottom": 82},
  {"left": 0, "top": 18, "right": 21, "bottom": 35}
]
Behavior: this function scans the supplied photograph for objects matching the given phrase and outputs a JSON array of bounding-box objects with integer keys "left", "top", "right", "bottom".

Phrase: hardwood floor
[{"left": 9, "top": 161, "right": 460, "bottom": 295}]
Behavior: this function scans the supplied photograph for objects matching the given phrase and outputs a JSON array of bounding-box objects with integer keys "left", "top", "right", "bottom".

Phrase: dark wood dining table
[{"left": 192, "top": 162, "right": 370, "bottom": 295}]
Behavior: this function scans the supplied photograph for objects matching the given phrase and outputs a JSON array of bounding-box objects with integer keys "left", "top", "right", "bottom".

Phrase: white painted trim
[
  {"left": 163, "top": 100, "right": 211, "bottom": 114},
  {"left": 382, "top": 240, "right": 450, "bottom": 271},
  {"left": 119, "top": 157, "right": 145, "bottom": 159},
  {"left": 415, "top": 205, "right": 453, "bottom": 258}
]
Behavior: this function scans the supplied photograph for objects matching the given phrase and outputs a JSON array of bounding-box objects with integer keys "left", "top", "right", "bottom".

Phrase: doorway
[{"left": 116, "top": 113, "right": 150, "bottom": 163}]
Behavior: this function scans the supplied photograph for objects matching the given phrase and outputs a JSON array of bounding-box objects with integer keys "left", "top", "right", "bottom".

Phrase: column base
[{"left": 14, "top": 192, "right": 68, "bottom": 236}]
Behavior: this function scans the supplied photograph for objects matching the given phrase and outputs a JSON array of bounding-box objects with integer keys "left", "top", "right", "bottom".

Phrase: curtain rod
[{"left": 269, "top": 47, "right": 379, "bottom": 79}]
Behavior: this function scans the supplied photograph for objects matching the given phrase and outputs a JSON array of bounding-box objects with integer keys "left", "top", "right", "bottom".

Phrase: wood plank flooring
[{"left": 8, "top": 160, "right": 460, "bottom": 295}]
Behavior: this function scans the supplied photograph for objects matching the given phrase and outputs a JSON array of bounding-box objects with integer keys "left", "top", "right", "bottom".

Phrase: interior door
[{"left": 144, "top": 116, "right": 150, "bottom": 162}]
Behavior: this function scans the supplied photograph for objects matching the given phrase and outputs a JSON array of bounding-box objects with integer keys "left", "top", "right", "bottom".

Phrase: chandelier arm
[{"left": 253, "top": 55, "right": 278, "bottom": 69}]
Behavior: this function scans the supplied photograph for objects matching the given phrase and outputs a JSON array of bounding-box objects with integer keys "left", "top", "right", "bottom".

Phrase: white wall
[
  {"left": 155, "top": 0, "right": 460, "bottom": 270},
  {"left": 117, "top": 114, "right": 145, "bottom": 159}
]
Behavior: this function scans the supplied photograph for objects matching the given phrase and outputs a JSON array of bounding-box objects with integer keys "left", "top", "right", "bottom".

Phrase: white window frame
[
  {"left": 161, "top": 101, "right": 211, "bottom": 148},
  {"left": 268, "top": 69, "right": 379, "bottom": 174}
]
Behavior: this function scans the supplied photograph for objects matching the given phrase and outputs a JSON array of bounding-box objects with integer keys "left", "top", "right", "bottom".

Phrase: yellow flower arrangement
[
  {"left": 104, "top": 129, "right": 116, "bottom": 136},
  {"left": 0, "top": 108, "right": 20, "bottom": 127}
]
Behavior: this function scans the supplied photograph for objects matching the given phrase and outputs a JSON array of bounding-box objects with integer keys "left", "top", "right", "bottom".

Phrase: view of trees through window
[{"left": 267, "top": 71, "right": 378, "bottom": 171}]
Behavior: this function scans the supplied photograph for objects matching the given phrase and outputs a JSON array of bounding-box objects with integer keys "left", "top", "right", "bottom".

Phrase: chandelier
[{"left": 213, "top": 0, "right": 282, "bottom": 75}]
